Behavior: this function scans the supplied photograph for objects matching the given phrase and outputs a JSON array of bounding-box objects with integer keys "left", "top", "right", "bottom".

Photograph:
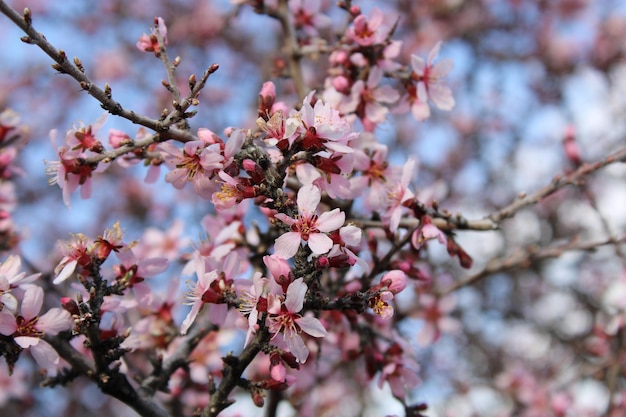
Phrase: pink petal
[
  {"left": 180, "top": 302, "right": 202, "bottom": 335},
  {"left": 0, "top": 311, "right": 17, "bottom": 335},
  {"left": 285, "top": 278, "right": 307, "bottom": 313},
  {"left": 296, "top": 315, "right": 327, "bottom": 337},
  {"left": 427, "top": 41, "right": 442, "bottom": 65},
  {"left": 429, "top": 84, "right": 455, "bottom": 111},
  {"left": 432, "top": 59, "right": 454, "bottom": 78},
  {"left": 316, "top": 208, "right": 345, "bottom": 232},
  {"left": 274, "top": 232, "right": 302, "bottom": 259},
  {"left": 29, "top": 339, "right": 61, "bottom": 371},
  {"left": 297, "top": 185, "right": 321, "bottom": 215},
  {"left": 37, "top": 308, "right": 71, "bottom": 335},
  {"left": 21, "top": 285, "right": 43, "bottom": 319},
  {"left": 411, "top": 55, "right": 426, "bottom": 75},
  {"left": 285, "top": 332, "right": 309, "bottom": 363},
  {"left": 138, "top": 257, "right": 169, "bottom": 277},
  {"left": 307, "top": 233, "right": 333, "bottom": 255},
  {"left": 53, "top": 259, "right": 78, "bottom": 284}
]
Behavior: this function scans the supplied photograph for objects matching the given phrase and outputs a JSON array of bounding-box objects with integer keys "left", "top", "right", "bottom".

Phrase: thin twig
[{"left": 439, "top": 235, "right": 626, "bottom": 295}]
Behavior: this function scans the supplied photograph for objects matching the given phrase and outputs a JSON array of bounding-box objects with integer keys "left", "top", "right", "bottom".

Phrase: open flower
[
  {"left": 180, "top": 255, "right": 219, "bottom": 334},
  {"left": 0, "top": 285, "right": 72, "bottom": 374},
  {"left": 410, "top": 42, "right": 455, "bottom": 111},
  {"left": 274, "top": 185, "right": 345, "bottom": 259},
  {"left": 268, "top": 278, "right": 327, "bottom": 363}
]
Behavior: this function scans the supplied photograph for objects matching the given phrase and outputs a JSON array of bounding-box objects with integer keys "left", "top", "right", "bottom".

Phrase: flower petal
[
  {"left": 297, "top": 184, "right": 321, "bottom": 215},
  {"left": 285, "top": 278, "right": 307, "bottom": 313},
  {"left": 307, "top": 233, "right": 333, "bottom": 255},
  {"left": 274, "top": 232, "right": 302, "bottom": 259},
  {"left": 296, "top": 315, "right": 327, "bottom": 337},
  {"left": 317, "top": 208, "right": 345, "bottom": 232}
]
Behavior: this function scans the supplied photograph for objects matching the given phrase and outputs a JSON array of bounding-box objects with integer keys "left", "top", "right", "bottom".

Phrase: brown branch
[
  {"left": 202, "top": 327, "right": 270, "bottom": 417},
  {"left": 45, "top": 334, "right": 171, "bottom": 417},
  {"left": 439, "top": 235, "right": 626, "bottom": 295},
  {"left": 487, "top": 146, "right": 626, "bottom": 224},
  {"left": 0, "top": 2, "right": 197, "bottom": 143},
  {"left": 275, "top": 0, "right": 307, "bottom": 101},
  {"left": 139, "top": 320, "right": 217, "bottom": 397}
]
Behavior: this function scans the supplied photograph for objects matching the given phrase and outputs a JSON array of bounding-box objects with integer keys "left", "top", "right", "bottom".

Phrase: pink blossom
[
  {"left": 291, "top": 92, "right": 357, "bottom": 153},
  {"left": 382, "top": 158, "right": 416, "bottom": 232},
  {"left": 268, "top": 278, "right": 327, "bottom": 363},
  {"left": 180, "top": 255, "right": 219, "bottom": 334},
  {"left": 381, "top": 270, "right": 407, "bottom": 294},
  {"left": 53, "top": 233, "right": 93, "bottom": 284},
  {"left": 411, "top": 42, "right": 455, "bottom": 111},
  {"left": 0, "top": 255, "right": 41, "bottom": 313},
  {"left": 345, "top": 66, "right": 400, "bottom": 129},
  {"left": 290, "top": 0, "right": 331, "bottom": 36},
  {"left": 159, "top": 140, "right": 223, "bottom": 199},
  {"left": 274, "top": 184, "right": 345, "bottom": 259},
  {"left": 113, "top": 247, "right": 169, "bottom": 302},
  {"left": 136, "top": 17, "right": 168, "bottom": 54},
  {"left": 46, "top": 116, "right": 110, "bottom": 207},
  {"left": 416, "top": 294, "right": 460, "bottom": 346},
  {"left": 411, "top": 216, "right": 447, "bottom": 249},
  {"left": 348, "top": 8, "right": 386, "bottom": 46},
  {"left": 370, "top": 290, "right": 394, "bottom": 319},
  {"left": 0, "top": 285, "right": 72, "bottom": 374},
  {"left": 0, "top": 109, "right": 22, "bottom": 143}
]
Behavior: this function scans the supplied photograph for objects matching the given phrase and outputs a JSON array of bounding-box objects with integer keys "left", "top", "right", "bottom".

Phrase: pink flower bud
[
  {"left": 61, "top": 297, "right": 80, "bottom": 316},
  {"left": 382, "top": 270, "right": 407, "bottom": 294},
  {"left": 108, "top": 129, "right": 129, "bottom": 148},
  {"left": 260, "top": 81, "right": 276, "bottom": 100},
  {"left": 332, "top": 76, "right": 351, "bottom": 94}
]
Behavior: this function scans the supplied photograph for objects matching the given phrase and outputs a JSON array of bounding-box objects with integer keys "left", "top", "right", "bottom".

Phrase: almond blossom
[
  {"left": 411, "top": 42, "right": 455, "bottom": 111},
  {"left": 180, "top": 254, "right": 219, "bottom": 334},
  {"left": 136, "top": 17, "right": 168, "bottom": 54},
  {"left": 0, "top": 255, "right": 40, "bottom": 313},
  {"left": 382, "top": 158, "right": 416, "bottom": 232},
  {"left": 0, "top": 285, "right": 72, "bottom": 374},
  {"left": 274, "top": 184, "right": 345, "bottom": 259},
  {"left": 267, "top": 278, "right": 327, "bottom": 363}
]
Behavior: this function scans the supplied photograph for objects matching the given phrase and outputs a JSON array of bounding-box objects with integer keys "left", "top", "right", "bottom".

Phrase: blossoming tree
[{"left": 0, "top": 0, "right": 626, "bottom": 416}]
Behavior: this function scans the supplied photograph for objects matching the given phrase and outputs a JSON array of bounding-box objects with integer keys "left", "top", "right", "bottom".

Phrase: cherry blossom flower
[
  {"left": 411, "top": 216, "right": 447, "bottom": 249},
  {"left": 0, "top": 285, "right": 72, "bottom": 374},
  {"left": 370, "top": 290, "right": 394, "bottom": 319},
  {"left": 113, "top": 247, "right": 169, "bottom": 302},
  {"left": 289, "top": 92, "right": 357, "bottom": 153},
  {"left": 290, "top": 0, "right": 331, "bottom": 36},
  {"left": 159, "top": 139, "right": 223, "bottom": 199},
  {"left": 180, "top": 255, "right": 219, "bottom": 334},
  {"left": 382, "top": 158, "right": 416, "bottom": 232},
  {"left": 348, "top": 8, "right": 386, "bottom": 46},
  {"left": 0, "top": 255, "right": 41, "bottom": 313},
  {"left": 46, "top": 116, "right": 110, "bottom": 207},
  {"left": 344, "top": 66, "right": 400, "bottom": 129},
  {"left": 416, "top": 294, "right": 460, "bottom": 346},
  {"left": 136, "top": 17, "right": 168, "bottom": 54},
  {"left": 411, "top": 42, "right": 455, "bottom": 111},
  {"left": 53, "top": 233, "right": 93, "bottom": 284},
  {"left": 268, "top": 278, "right": 327, "bottom": 363},
  {"left": 0, "top": 109, "right": 22, "bottom": 143},
  {"left": 274, "top": 184, "right": 345, "bottom": 259}
]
